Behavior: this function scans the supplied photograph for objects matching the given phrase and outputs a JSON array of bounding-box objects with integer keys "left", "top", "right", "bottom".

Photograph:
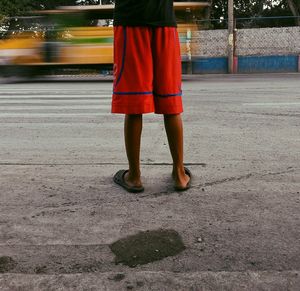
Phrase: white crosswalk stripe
[{"left": 0, "top": 87, "right": 112, "bottom": 121}]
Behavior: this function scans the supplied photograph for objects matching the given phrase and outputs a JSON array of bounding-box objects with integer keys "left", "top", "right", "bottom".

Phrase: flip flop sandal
[
  {"left": 174, "top": 167, "right": 192, "bottom": 192},
  {"left": 113, "top": 170, "right": 144, "bottom": 193}
]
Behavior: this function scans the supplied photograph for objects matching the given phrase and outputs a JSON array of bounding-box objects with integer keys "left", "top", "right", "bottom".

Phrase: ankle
[
  {"left": 172, "top": 165, "right": 185, "bottom": 177},
  {"left": 125, "top": 170, "right": 142, "bottom": 187},
  {"left": 127, "top": 169, "right": 141, "bottom": 181}
]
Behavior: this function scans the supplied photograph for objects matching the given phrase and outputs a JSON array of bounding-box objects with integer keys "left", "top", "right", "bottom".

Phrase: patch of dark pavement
[
  {"left": 0, "top": 256, "right": 17, "bottom": 273},
  {"left": 109, "top": 229, "right": 186, "bottom": 268}
]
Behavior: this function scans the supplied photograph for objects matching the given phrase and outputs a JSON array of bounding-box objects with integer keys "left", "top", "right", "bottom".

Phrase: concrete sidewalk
[{"left": 0, "top": 74, "right": 299, "bottom": 290}]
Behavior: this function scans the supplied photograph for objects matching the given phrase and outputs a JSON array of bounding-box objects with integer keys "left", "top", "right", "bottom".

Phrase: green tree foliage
[
  {"left": 210, "top": 0, "right": 299, "bottom": 18},
  {"left": 0, "top": 0, "right": 298, "bottom": 25},
  {"left": 0, "top": 1, "right": 72, "bottom": 17},
  {"left": 0, "top": 1, "right": 77, "bottom": 20},
  {"left": 208, "top": 0, "right": 299, "bottom": 27},
  {"left": 286, "top": 0, "right": 300, "bottom": 24},
  {"left": 0, "top": 1, "right": 117, "bottom": 33},
  {"left": 0, "top": 0, "right": 116, "bottom": 26}
]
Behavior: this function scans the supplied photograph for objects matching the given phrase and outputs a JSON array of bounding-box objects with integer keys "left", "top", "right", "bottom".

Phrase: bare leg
[
  {"left": 164, "top": 114, "right": 190, "bottom": 189},
  {"left": 124, "top": 114, "right": 143, "bottom": 188}
]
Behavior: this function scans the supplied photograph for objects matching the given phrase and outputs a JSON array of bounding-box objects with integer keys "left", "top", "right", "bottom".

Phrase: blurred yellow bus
[{"left": 0, "top": 2, "right": 210, "bottom": 78}]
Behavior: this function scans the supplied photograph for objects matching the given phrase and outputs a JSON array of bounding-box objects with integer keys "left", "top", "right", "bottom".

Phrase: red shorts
[{"left": 111, "top": 26, "right": 183, "bottom": 115}]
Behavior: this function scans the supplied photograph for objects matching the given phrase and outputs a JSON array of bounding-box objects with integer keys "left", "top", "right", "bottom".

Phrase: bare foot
[
  {"left": 124, "top": 171, "right": 143, "bottom": 189},
  {"left": 172, "top": 167, "right": 190, "bottom": 190}
]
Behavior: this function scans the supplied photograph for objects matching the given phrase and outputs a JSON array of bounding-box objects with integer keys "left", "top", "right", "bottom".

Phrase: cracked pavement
[{"left": 0, "top": 74, "right": 300, "bottom": 290}]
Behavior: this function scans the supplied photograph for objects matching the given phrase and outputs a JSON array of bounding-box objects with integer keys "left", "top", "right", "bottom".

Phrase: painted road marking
[
  {"left": 0, "top": 89, "right": 112, "bottom": 119},
  {"left": 0, "top": 105, "right": 111, "bottom": 110},
  {"left": 244, "top": 102, "right": 300, "bottom": 107},
  {"left": 0, "top": 113, "right": 109, "bottom": 117},
  {"left": 0, "top": 88, "right": 108, "bottom": 91},
  {"left": 0, "top": 94, "right": 110, "bottom": 98},
  {"left": 0, "top": 100, "right": 110, "bottom": 105}
]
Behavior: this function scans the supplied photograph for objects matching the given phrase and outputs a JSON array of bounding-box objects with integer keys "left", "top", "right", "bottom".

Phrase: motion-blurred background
[{"left": 0, "top": 0, "right": 299, "bottom": 79}]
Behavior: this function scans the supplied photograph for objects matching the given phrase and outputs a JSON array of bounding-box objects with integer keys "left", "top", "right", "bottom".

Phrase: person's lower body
[
  {"left": 112, "top": 26, "right": 191, "bottom": 192},
  {"left": 122, "top": 113, "right": 190, "bottom": 191}
]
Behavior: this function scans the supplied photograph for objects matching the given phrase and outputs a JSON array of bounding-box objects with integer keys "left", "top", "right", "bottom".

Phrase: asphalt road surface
[{"left": 0, "top": 74, "right": 300, "bottom": 290}]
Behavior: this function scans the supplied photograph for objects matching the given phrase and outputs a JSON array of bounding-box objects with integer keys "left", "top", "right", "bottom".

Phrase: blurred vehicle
[
  {"left": 0, "top": 16, "right": 48, "bottom": 77},
  {"left": 0, "top": 2, "right": 210, "bottom": 78}
]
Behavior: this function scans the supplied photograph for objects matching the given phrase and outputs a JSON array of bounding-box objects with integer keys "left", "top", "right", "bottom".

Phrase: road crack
[{"left": 195, "top": 167, "right": 299, "bottom": 188}]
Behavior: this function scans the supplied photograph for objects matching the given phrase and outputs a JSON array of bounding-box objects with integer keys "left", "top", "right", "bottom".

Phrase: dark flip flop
[
  {"left": 174, "top": 167, "right": 192, "bottom": 192},
  {"left": 113, "top": 170, "right": 144, "bottom": 193}
]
